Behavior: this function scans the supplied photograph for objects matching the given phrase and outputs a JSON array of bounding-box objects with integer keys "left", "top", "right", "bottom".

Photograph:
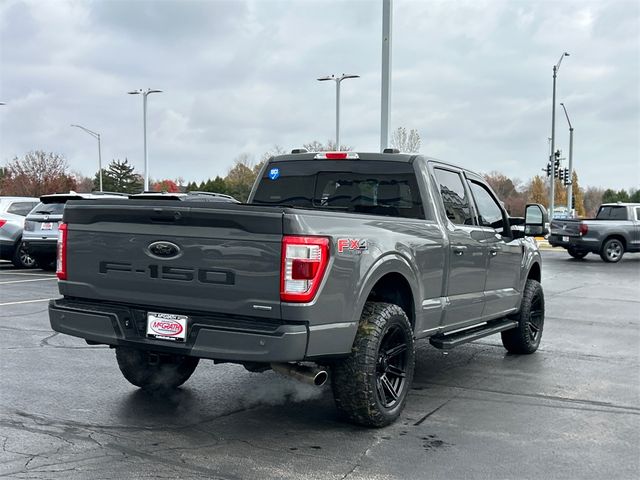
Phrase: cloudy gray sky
[{"left": 1, "top": 0, "right": 638, "bottom": 189}]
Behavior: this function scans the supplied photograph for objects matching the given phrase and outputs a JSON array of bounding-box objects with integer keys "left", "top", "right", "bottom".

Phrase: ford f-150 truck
[
  {"left": 549, "top": 203, "right": 640, "bottom": 262},
  {"left": 49, "top": 150, "right": 548, "bottom": 427}
]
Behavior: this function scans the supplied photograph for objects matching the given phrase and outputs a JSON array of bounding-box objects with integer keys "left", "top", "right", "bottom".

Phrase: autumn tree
[
  {"left": 484, "top": 171, "right": 525, "bottom": 215},
  {"left": 569, "top": 171, "right": 586, "bottom": 217},
  {"left": 96, "top": 159, "right": 143, "bottom": 193},
  {"left": 0, "top": 151, "right": 76, "bottom": 196},
  {"left": 225, "top": 154, "right": 257, "bottom": 202},
  {"left": 526, "top": 175, "right": 548, "bottom": 206},
  {"left": 151, "top": 179, "right": 180, "bottom": 192},
  {"left": 391, "top": 127, "right": 421, "bottom": 153},
  {"left": 583, "top": 187, "right": 604, "bottom": 217}
]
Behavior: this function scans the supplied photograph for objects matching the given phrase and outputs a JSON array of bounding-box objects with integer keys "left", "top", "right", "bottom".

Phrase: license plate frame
[
  {"left": 41, "top": 222, "right": 53, "bottom": 230},
  {"left": 146, "top": 312, "right": 188, "bottom": 342},
  {"left": 562, "top": 236, "right": 569, "bottom": 242}
]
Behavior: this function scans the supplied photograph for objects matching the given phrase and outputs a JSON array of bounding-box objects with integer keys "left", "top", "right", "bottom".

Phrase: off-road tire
[
  {"left": 11, "top": 240, "right": 36, "bottom": 269},
  {"left": 332, "top": 302, "right": 415, "bottom": 428},
  {"left": 115, "top": 347, "right": 199, "bottom": 390},
  {"left": 501, "top": 279, "right": 544, "bottom": 354},
  {"left": 600, "top": 238, "right": 624, "bottom": 263},
  {"left": 567, "top": 248, "right": 588, "bottom": 260}
]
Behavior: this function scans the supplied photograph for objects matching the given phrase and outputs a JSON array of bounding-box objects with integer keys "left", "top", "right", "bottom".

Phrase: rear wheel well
[
  {"left": 602, "top": 235, "right": 626, "bottom": 250},
  {"left": 527, "top": 262, "right": 541, "bottom": 283},
  {"left": 365, "top": 273, "right": 415, "bottom": 328}
]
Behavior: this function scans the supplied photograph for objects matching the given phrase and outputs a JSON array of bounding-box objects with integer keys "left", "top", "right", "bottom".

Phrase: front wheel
[
  {"left": 567, "top": 248, "right": 588, "bottom": 259},
  {"left": 501, "top": 279, "right": 544, "bottom": 354},
  {"left": 332, "top": 302, "right": 415, "bottom": 427},
  {"left": 115, "top": 347, "right": 199, "bottom": 390},
  {"left": 600, "top": 238, "right": 624, "bottom": 263}
]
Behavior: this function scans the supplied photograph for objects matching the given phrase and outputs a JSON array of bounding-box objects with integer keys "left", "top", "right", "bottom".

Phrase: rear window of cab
[{"left": 252, "top": 160, "right": 425, "bottom": 219}]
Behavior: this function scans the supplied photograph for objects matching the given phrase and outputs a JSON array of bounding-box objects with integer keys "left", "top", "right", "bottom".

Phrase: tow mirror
[{"left": 524, "top": 204, "right": 549, "bottom": 236}]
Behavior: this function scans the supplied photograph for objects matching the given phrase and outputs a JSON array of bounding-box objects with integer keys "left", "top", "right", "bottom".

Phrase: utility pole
[
  {"left": 560, "top": 103, "right": 575, "bottom": 215},
  {"left": 128, "top": 88, "right": 162, "bottom": 191},
  {"left": 549, "top": 52, "right": 569, "bottom": 218},
  {"left": 71, "top": 124, "right": 103, "bottom": 191},
  {"left": 380, "top": 0, "right": 392, "bottom": 151},
  {"left": 317, "top": 74, "right": 360, "bottom": 150}
]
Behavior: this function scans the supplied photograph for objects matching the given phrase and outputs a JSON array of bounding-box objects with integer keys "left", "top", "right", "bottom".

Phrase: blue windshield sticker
[{"left": 269, "top": 167, "right": 280, "bottom": 180}]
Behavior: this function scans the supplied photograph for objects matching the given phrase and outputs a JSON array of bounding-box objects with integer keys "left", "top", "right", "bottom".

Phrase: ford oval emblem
[{"left": 147, "top": 241, "right": 181, "bottom": 259}]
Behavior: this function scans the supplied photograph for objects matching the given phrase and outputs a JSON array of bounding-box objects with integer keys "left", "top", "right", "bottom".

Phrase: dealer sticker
[
  {"left": 268, "top": 167, "right": 280, "bottom": 180},
  {"left": 146, "top": 312, "right": 188, "bottom": 342}
]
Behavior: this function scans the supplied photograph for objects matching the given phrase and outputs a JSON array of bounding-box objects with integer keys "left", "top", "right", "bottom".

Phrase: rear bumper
[
  {"left": 49, "top": 298, "right": 309, "bottom": 362},
  {"left": 0, "top": 239, "right": 16, "bottom": 260},
  {"left": 548, "top": 234, "right": 600, "bottom": 252},
  {"left": 22, "top": 239, "right": 56, "bottom": 257}
]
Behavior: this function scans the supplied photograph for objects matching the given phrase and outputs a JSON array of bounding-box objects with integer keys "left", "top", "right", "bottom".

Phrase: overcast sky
[{"left": 1, "top": 0, "right": 638, "bottom": 189}]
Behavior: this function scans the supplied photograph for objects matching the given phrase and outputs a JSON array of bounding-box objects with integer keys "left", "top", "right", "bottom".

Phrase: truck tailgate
[
  {"left": 60, "top": 200, "right": 283, "bottom": 319},
  {"left": 550, "top": 219, "right": 581, "bottom": 236}
]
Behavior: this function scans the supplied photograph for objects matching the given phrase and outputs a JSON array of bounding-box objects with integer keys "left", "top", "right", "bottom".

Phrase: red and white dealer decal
[
  {"left": 146, "top": 312, "right": 188, "bottom": 341},
  {"left": 337, "top": 238, "right": 368, "bottom": 254}
]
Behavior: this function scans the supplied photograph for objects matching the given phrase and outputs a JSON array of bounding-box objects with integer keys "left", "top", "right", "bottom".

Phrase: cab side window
[
  {"left": 433, "top": 168, "right": 475, "bottom": 226},
  {"left": 468, "top": 181, "right": 505, "bottom": 233}
]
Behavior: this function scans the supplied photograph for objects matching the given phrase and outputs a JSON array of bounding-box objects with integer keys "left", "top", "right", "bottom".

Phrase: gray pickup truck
[
  {"left": 49, "top": 150, "right": 548, "bottom": 427},
  {"left": 549, "top": 203, "right": 640, "bottom": 262}
]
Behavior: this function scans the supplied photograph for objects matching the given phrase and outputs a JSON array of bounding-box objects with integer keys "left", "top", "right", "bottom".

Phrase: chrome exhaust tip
[{"left": 270, "top": 363, "right": 328, "bottom": 387}]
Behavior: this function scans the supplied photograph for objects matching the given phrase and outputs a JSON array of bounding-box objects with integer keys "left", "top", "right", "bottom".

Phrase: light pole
[
  {"left": 71, "top": 124, "right": 103, "bottom": 192},
  {"left": 128, "top": 88, "right": 162, "bottom": 191},
  {"left": 560, "top": 102, "right": 574, "bottom": 215},
  {"left": 381, "top": 0, "right": 393, "bottom": 151},
  {"left": 549, "top": 52, "right": 569, "bottom": 218},
  {"left": 317, "top": 74, "right": 359, "bottom": 150}
]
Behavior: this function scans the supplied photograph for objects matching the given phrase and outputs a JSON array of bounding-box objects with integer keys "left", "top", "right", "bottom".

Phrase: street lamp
[
  {"left": 549, "top": 52, "right": 569, "bottom": 218},
  {"left": 128, "top": 88, "right": 162, "bottom": 191},
  {"left": 71, "top": 124, "right": 103, "bottom": 192},
  {"left": 317, "top": 74, "right": 359, "bottom": 151},
  {"left": 560, "top": 102, "right": 575, "bottom": 214}
]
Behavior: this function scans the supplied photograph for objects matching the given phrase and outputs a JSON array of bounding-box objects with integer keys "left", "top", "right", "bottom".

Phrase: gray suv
[
  {"left": 23, "top": 192, "right": 128, "bottom": 269},
  {"left": 0, "top": 196, "right": 39, "bottom": 268}
]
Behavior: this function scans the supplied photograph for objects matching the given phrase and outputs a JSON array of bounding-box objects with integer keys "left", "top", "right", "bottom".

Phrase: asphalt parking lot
[{"left": 1, "top": 250, "right": 639, "bottom": 479}]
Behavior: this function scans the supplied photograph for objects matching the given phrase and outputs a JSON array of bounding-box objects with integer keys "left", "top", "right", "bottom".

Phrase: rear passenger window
[
  {"left": 7, "top": 202, "right": 37, "bottom": 216},
  {"left": 433, "top": 168, "right": 475, "bottom": 225},
  {"left": 636, "top": 207, "right": 640, "bottom": 221}
]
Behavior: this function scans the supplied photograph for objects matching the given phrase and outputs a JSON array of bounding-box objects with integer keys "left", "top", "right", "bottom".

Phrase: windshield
[
  {"left": 252, "top": 160, "right": 425, "bottom": 219},
  {"left": 31, "top": 202, "right": 66, "bottom": 215},
  {"left": 596, "top": 206, "right": 627, "bottom": 220}
]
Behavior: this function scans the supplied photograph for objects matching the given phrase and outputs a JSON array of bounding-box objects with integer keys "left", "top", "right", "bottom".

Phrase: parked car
[
  {"left": 549, "top": 202, "right": 640, "bottom": 262},
  {"left": 23, "top": 192, "right": 128, "bottom": 269},
  {"left": 0, "top": 196, "right": 39, "bottom": 268},
  {"left": 49, "top": 150, "right": 548, "bottom": 427}
]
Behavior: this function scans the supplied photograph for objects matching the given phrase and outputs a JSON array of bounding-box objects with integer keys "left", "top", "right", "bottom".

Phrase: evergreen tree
[
  {"left": 95, "top": 159, "right": 143, "bottom": 193},
  {"left": 602, "top": 189, "right": 618, "bottom": 203}
]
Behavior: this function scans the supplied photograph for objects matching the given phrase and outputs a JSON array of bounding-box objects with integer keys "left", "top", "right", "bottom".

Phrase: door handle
[
  {"left": 489, "top": 247, "right": 499, "bottom": 256},
  {"left": 452, "top": 246, "right": 467, "bottom": 256}
]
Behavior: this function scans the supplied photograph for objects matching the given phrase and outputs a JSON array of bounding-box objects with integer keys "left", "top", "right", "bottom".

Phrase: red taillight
[
  {"left": 579, "top": 223, "right": 588, "bottom": 236},
  {"left": 314, "top": 152, "right": 359, "bottom": 160},
  {"left": 0, "top": 219, "right": 6, "bottom": 228},
  {"left": 56, "top": 223, "right": 67, "bottom": 280},
  {"left": 281, "top": 236, "right": 330, "bottom": 303}
]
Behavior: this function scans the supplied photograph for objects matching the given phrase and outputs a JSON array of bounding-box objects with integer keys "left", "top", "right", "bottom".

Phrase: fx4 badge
[{"left": 337, "top": 238, "right": 368, "bottom": 254}]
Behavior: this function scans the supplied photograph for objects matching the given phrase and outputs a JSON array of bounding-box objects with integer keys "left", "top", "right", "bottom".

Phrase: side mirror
[{"left": 524, "top": 203, "right": 549, "bottom": 236}]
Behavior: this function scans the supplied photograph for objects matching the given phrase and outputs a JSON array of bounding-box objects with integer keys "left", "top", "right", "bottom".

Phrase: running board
[{"left": 429, "top": 320, "right": 518, "bottom": 350}]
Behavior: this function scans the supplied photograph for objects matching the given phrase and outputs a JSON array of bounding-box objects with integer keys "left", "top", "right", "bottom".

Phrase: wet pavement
[{"left": 1, "top": 250, "right": 639, "bottom": 479}]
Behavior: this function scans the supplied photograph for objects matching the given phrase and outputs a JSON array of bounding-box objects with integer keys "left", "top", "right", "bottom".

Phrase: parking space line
[
  {"left": 0, "top": 298, "right": 55, "bottom": 306},
  {"left": 0, "top": 271, "right": 54, "bottom": 277},
  {"left": 0, "top": 278, "right": 57, "bottom": 285}
]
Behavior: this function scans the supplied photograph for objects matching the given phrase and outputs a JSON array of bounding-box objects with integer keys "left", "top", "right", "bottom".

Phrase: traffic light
[
  {"left": 563, "top": 168, "right": 571, "bottom": 186},
  {"left": 554, "top": 150, "right": 561, "bottom": 170},
  {"left": 558, "top": 168, "right": 564, "bottom": 183},
  {"left": 571, "top": 194, "right": 576, "bottom": 209},
  {"left": 546, "top": 162, "right": 552, "bottom": 177}
]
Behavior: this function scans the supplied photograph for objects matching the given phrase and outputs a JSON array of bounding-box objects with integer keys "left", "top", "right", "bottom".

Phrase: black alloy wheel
[{"left": 375, "top": 324, "right": 410, "bottom": 408}]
